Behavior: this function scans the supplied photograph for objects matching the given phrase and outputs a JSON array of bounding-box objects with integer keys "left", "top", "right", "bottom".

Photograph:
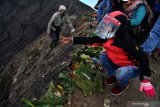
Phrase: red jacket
[{"left": 103, "top": 38, "right": 136, "bottom": 66}]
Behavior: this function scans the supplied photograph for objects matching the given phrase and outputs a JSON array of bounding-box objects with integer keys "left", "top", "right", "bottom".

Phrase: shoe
[
  {"left": 111, "top": 84, "right": 129, "bottom": 96},
  {"left": 105, "top": 75, "right": 117, "bottom": 85}
]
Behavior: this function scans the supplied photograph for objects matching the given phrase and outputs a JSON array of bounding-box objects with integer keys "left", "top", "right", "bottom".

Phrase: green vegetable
[
  {"left": 75, "top": 78, "right": 96, "bottom": 96},
  {"left": 22, "top": 98, "right": 36, "bottom": 107},
  {"left": 45, "top": 81, "right": 55, "bottom": 99}
]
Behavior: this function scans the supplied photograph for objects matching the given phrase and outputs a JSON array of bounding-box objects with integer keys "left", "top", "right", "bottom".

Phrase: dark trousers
[{"left": 50, "top": 30, "right": 60, "bottom": 48}]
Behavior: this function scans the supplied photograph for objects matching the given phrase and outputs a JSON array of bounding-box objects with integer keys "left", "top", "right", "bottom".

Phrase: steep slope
[
  {"left": 0, "top": 32, "right": 73, "bottom": 107},
  {"left": 0, "top": 18, "right": 159, "bottom": 107},
  {"left": 0, "top": 1, "right": 160, "bottom": 107},
  {"left": 0, "top": 0, "right": 93, "bottom": 65}
]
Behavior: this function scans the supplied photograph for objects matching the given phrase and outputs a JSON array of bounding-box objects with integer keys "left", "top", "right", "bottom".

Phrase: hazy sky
[{"left": 80, "top": 0, "right": 98, "bottom": 8}]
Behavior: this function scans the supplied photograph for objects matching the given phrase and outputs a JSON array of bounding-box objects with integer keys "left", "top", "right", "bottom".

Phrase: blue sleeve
[
  {"left": 150, "top": 15, "right": 160, "bottom": 38},
  {"left": 130, "top": 5, "right": 147, "bottom": 26},
  {"left": 105, "top": 0, "right": 112, "bottom": 13}
]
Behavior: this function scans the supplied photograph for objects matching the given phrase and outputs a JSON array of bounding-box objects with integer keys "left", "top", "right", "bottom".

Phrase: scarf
[{"left": 125, "top": 0, "right": 154, "bottom": 23}]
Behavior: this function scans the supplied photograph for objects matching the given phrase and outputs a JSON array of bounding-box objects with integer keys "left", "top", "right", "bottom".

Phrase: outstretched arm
[
  {"left": 130, "top": 5, "right": 146, "bottom": 26},
  {"left": 73, "top": 36, "right": 107, "bottom": 45}
]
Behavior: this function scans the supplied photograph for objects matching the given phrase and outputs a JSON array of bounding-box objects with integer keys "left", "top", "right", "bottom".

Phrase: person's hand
[
  {"left": 71, "top": 29, "right": 75, "bottom": 33},
  {"left": 139, "top": 79, "right": 155, "bottom": 97}
]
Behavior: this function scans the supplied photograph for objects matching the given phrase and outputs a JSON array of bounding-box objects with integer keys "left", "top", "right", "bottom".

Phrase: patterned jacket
[{"left": 47, "top": 12, "right": 74, "bottom": 34}]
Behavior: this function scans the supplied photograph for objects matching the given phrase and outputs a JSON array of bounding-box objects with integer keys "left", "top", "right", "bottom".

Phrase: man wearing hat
[{"left": 47, "top": 5, "right": 75, "bottom": 49}]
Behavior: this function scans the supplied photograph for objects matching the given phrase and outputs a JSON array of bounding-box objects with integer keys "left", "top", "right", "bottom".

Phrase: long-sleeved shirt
[
  {"left": 130, "top": 5, "right": 147, "bottom": 26},
  {"left": 73, "top": 35, "right": 151, "bottom": 80},
  {"left": 97, "top": 0, "right": 112, "bottom": 22},
  {"left": 141, "top": 15, "right": 160, "bottom": 53},
  {"left": 47, "top": 12, "right": 74, "bottom": 34}
]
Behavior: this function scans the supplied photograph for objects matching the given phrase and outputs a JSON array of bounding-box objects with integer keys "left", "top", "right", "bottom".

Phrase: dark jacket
[{"left": 125, "top": 0, "right": 154, "bottom": 44}]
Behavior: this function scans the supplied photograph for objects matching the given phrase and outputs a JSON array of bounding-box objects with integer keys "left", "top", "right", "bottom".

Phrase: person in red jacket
[{"left": 69, "top": 11, "right": 155, "bottom": 96}]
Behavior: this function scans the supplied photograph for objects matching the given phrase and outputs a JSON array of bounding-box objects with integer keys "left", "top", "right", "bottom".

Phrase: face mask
[{"left": 59, "top": 10, "right": 65, "bottom": 15}]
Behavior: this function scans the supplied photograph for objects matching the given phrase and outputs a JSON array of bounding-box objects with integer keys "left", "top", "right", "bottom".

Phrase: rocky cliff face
[
  {"left": 0, "top": 0, "right": 94, "bottom": 106},
  {"left": 1, "top": 1, "right": 160, "bottom": 107},
  {"left": 0, "top": 0, "right": 93, "bottom": 65},
  {"left": 0, "top": 20, "right": 159, "bottom": 107},
  {"left": 0, "top": 32, "right": 74, "bottom": 107}
]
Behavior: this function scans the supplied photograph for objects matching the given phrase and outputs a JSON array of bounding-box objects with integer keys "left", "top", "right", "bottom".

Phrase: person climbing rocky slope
[
  {"left": 0, "top": 14, "right": 160, "bottom": 107},
  {"left": 0, "top": 1, "right": 160, "bottom": 107},
  {"left": 0, "top": 0, "right": 93, "bottom": 65}
]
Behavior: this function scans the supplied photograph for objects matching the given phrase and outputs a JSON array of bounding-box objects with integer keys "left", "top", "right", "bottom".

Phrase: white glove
[{"left": 71, "top": 29, "right": 75, "bottom": 33}]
